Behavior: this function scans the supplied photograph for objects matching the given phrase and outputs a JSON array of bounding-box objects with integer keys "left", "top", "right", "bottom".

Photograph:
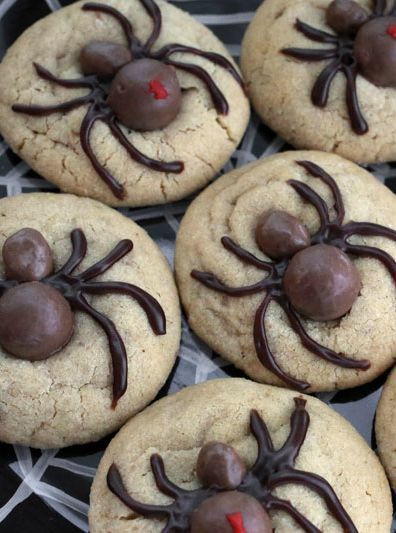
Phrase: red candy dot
[
  {"left": 387, "top": 24, "right": 396, "bottom": 38},
  {"left": 149, "top": 79, "right": 169, "bottom": 100},
  {"left": 226, "top": 512, "right": 246, "bottom": 533}
]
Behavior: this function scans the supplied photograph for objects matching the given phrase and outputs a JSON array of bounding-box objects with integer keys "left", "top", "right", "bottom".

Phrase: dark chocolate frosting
[
  {"left": 191, "top": 160, "right": 396, "bottom": 391},
  {"left": 0, "top": 228, "right": 166, "bottom": 406},
  {"left": 282, "top": 0, "right": 396, "bottom": 135},
  {"left": 12, "top": 0, "right": 244, "bottom": 199},
  {"left": 107, "top": 398, "right": 358, "bottom": 533}
]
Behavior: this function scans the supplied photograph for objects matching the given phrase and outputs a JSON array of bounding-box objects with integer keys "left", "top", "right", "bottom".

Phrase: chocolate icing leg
[
  {"left": 296, "top": 161, "right": 345, "bottom": 223},
  {"left": 280, "top": 299, "right": 370, "bottom": 370},
  {"left": 83, "top": 282, "right": 166, "bottom": 334},
  {"left": 74, "top": 293, "right": 128, "bottom": 407},
  {"left": 344, "top": 244, "right": 396, "bottom": 281},
  {"left": 269, "top": 470, "right": 358, "bottom": 533},
  {"left": 109, "top": 121, "right": 184, "bottom": 174},
  {"left": 254, "top": 294, "right": 311, "bottom": 391},
  {"left": 164, "top": 59, "right": 229, "bottom": 114},
  {"left": 78, "top": 240, "right": 133, "bottom": 281},
  {"left": 311, "top": 59, "right": 342, "bottom": 107},
  {"left": 266, "top": 496, "right": 321, "bottom": 533}
]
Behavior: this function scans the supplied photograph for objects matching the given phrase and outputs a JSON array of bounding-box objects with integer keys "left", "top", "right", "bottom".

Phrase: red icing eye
[
  {"left": 387, "top": 23, "right": 396, "bottom": 38},
  {"left": 149, "top": 79, "right": 169, "bottom": 100},
  {"left": 226, "top": 512, "right": 246, "bottom": 533}
]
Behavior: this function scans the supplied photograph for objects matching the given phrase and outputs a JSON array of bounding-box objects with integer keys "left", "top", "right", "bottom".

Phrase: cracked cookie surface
[
  {"left": 89, "top": 378, "right": 392, "bottom": 532},
  {"left": 376, "top": 366, "right": 396, "bottom": 490},
  {"left": 0, "top": 0, "right": 249, "bottom": 207},
  {"left": 0, "top": 193, "right": 180, "bottom": 448},
  {"left": 175, "top": 151, "right": 396, "bottom": 392},
  {"left": 241, "top": 0, "right": 396, "bottom": 164}
]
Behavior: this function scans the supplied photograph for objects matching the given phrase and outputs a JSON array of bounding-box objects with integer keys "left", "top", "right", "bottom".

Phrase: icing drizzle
[
  {"left": 12, "top": 0, "right": 244, "bottom": 199},
  {"left": 0, "top": 229, "right": 166, "bottom": 406},
  {"left": 107, "top": 398, "right": 358, "bottom": 532},
  {"left": 191, "top": 161, "right": 396, "bottom": 391},
  {"left": 282, "top": 0, "right": 396, "bottom": 134}
]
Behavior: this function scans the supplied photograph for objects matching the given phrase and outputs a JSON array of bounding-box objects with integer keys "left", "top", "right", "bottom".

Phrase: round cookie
[
  {"left": 175, "top": 150, "right": 396, "bottom": 392},
  {"left": 376, "top": 366, "right": 396, "bottom": 490},
  {"left": 241, "top": 0, "right": 396, "bottom": 164},
  {"left": 89, "top": 378, "right": 392, "bottom": 532},
  {"left": 0, "top": 0, "right": 249, "bottom": 207},
  {"left": 0, "top": 193, "right": 180, "bottom": 448}
]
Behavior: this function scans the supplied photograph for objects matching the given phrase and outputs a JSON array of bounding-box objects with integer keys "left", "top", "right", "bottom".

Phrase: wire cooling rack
[{"left": 0, "top": 0, "right": 395, "bottom": 531}]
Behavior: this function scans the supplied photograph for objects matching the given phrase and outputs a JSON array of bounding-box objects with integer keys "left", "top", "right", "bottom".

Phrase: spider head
[
  {"left": 3, "top": 228, "right": 54, "bottom": 281},
  {"left": 326, "top": 0, "right": 369, "bottom": 36},
  {"left": 107, "top": 58, "right": 182, "bottom": 130},
  {"left": 196, "top": 441, "right": 247, "bottom": 490},
  {"left": 354, "top": 16, "right": 396, "bottom": 87},
  {"left": 80, "top": 40, "right": 133, "bottom": 80},
  {"left": 0, "top": 229, "right": 74, "bottom": 361},
  {"left": 255, "top": 211, "right": 310, "bottom": 260},
  {"left": 192, "top": 441, "right": 272, "bottom": 532}
]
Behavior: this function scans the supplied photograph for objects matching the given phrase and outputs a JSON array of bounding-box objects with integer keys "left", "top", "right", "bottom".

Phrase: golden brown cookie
[
  {"left": 241, "top": 0, "right": 396, "bottom": 164},
  {"left": 0, "top": 193, "right": 180, "bottom": 448},
  {"left": 89, "top": 379, "right": 392, "bottom": 532},
  {"left": 175, "top": 151, "right": 396, "bottom": 392},
  {"left": 376, "top": 366, "right": 396, "bottom": 490},
  {"left": 0, "top": 0, "right": 249, "bottom": 206}
]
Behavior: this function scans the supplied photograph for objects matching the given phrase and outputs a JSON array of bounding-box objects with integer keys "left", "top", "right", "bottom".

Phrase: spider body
[
  {"left": 11, "top": 0, "right": 244, "bottom": 199},
  {"left": 107, "top": 398, "right": 357, "bottom": 533},
  {"left": 282, "top": 0, "right": 396, "bottom": 134},
  {"left": 0, "top": 228, "right": 166, "bottom": 407},
  {"left": 191, "top": 161, "right": 396, "bottom": 391}
]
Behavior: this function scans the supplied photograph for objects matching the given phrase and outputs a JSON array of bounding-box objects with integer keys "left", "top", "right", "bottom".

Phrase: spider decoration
[
  {"left": 282, "top": 0, "right": 396, "bottom": 134},
  {"left": 191, "top": 160, "right": 396, "bottom": 391},
  {"left": 12, "top": 0, "right": 244, "bottom": 200},
  {"left": 107, "top": 397, "right": 357, "bottom": 532},
  {"left": 0, "top": 228, "right": 166, "bottom": 407}
]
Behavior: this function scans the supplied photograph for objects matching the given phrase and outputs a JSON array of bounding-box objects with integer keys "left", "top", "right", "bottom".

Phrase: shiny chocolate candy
[
  {"left": 107, "top": 58, "right": 181, "bottom": 131},
  {"left": 3, "top": 228, "right": 53, "bottom": 282},
  {"left": 0, "top": 282, "right": 74, "bottom": 361},
  {"left": 355, "top": 17, "right": 396, "bottom": 87},
  {"left": 255, "top": 211, "right": 310, "bottom": 259},
  {"left": 190, "top": 491, "right": 272, "bottom": 533},
  {"left": 80, "top": 41, "right": 132, "bottom": 79},
  {"left": 326, "top": 0, "right": 368, "bottom": 36},
  {"left": 197, "top": 442, "right": 247, "bottom": 490},
  {"left": 283, "top": 244, "right": 361, "bottom": 321}
]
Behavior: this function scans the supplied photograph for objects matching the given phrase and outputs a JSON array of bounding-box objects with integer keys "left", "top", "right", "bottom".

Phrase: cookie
[
  {"left": 376, "top": 366, "right": 396, "bottom": 490},
  {"left": 0, "top": 193, "right": 180, "bottom": 448},
  {"left": 175, "top": 150, "right": 396, "bottom": 393},
  {"left": 0, "top": 0, "right": 250, "bottom": 207},
  {"left": 241, "top": 0, "right": 396, "bottom": 164},
  {"left": 89, "top": 378, "right": 392, "bottom": 532}
]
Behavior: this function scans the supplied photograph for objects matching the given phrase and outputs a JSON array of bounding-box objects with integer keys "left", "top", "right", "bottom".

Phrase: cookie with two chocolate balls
[
  {"left": 175, "top": 150, "right": 396, "bottom": 393},
  {"left": 0, "top": 193, "right": 180, "bottom": 448},
  {"left": 89, "top": 379, "right": 392, "bottom": 532},
  {"left": 0, "top": 0, "right": 249, "bottom": 207},
  {"left": 242, "top": 0, "right": 396, "bottom": 163}
]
